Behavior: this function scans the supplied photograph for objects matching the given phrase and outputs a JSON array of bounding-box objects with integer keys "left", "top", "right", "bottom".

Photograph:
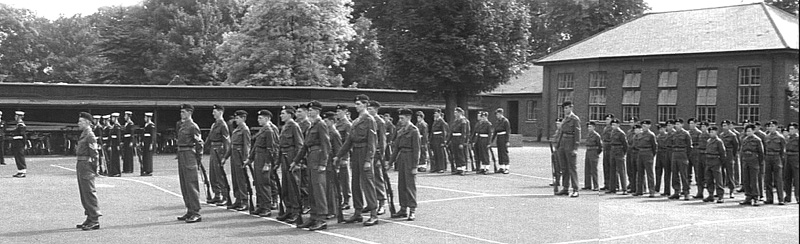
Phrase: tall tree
[
  {"left": 0, "top": 4, "right": 50, "bottom": 82},
  {"left": 337, "top": 17, "right": 388, "bottom": 88},
  {"left": 38, "top": 14, "right": 106, "bottom": 83},
  {"left": 216, "top": 0, "right": 355, "bottom": 86}
]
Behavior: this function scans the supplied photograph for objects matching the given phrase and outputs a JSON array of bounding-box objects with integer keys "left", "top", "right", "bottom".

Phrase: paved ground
[{"left": 1, "top": 145, "right": 797, "bottom": 244}]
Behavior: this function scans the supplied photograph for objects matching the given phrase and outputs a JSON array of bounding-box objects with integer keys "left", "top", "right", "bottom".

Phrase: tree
[
  {"left": 766, "top": 0, "right": 799, "bottom": 15},
  {"left": 373, "top": 0, "right": 531, "bottom": 119},
  {"left": 38, "top": 14, "right": 106, "bottom": 83},
  {"left": 337, "top": 17, "right": 388, "bottom": 88},
  {"left": 789, "top": 65, "right": 799, "bottom": 112},
  {"left": 0, "top": 4, "right": 50, "bottom": 82},
  {"left": 216, "top": 0, "right": 355, "bottom": 86}
]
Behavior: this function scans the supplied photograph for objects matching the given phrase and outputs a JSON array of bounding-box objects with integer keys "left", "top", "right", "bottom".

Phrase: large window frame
[{"left": 738, "top": 67, "right": 760, "bottom": 123}]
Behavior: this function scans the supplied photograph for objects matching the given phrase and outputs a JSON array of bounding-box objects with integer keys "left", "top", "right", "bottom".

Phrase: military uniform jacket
[
  {"left": 123, "top": 121, "right": 134, "bottom": 145},
  {"left": 374, "top": 116, "right": 387, "bottom": 157},
  {"left": 704, "top": 136, "right": 726, "bottom": 159},
  {"left": 279, "top": 120, "right": 304, "bottom": 155},
  {"left": 664, "top": 128, "right": 676, "bottom": 151},
  {"left": 417, "top": 120, "right": 429, "bottom": 145},
  {"left": 337, "top": 113, "right": 377, "bottom": 165},
  {"left": 558, "top": 113, "right": 581, "bottom": 147},
  {"left": 328, "top": 125, "right": 343, "bottom": 168},
  {"left": 10, "top": 121, "right": 27, "bottom": 146},
  {"left": 471, "top": 120, "right": 492, "bottom": 143},
  {"left": 585, "top": 130, "right": 603, "bottom": 152},
  {"left": 207, "top": 118, "right": 229, "bottom": 145},
  {"left": 102, "top": 124, "right": 112, "bottom": 146},
  {"left": 657, "top": 131, "right": 669, "bottom": 151},
  {"left": 740, "top": 135, "right": 764, "bottom": 162},
  {"left": 720, "top": 129, "right": 739, "bottom": 156},
  {"left": 110, "top": 123, "right": 122, "bottom": 147},
  {"left": 696, "top": 131, "right": 710, "bottom": 152},
  {"left": 143, "top": 121, "right": 156, "bottom": 149},
  {"left": 76, "top": 128, "right": 99, "bottom": 161},
  {"left": 492, "top": 117, "right": 511, "bottom": 142},
  {"left": 763, "top": 131, "right": 786, "bottom": 156},
  {"left": 93, "top": 124, "right": 104, "bottom": 146},
  {"left": 430, "top": 118, "right": 450, "bottom": 144},
  {"left": 609, "top": 128, "right": 628, "bottom": 152},
  {"left": 296, "top": 119, "right": 330, "bottom": 171},
  {"left": 227, "top": 123, "right": 250, "bottom": 160},
  {"left": 390, "top": 123, "right": 421, "bottom": 170},
  {"left": 250, "top": 122, "right": 280, "bottom": 165},
  {"left": 449, "top": 117, "right": 470, "bottom": 145},
  {"left": 626, "top": 129, "right": 636, "bottom": 152},
  {"left": 298, "top": 119, "right": 311, "bottom": 137},
  {"left": 671, "top": 129, "right": 693, "bottom": 152},
  {"left": 688, "top": 127, "right": 702, "bottom": 148},
  {"left": 633, "top": 130, "right": 658, "bottom": 153},
  {"left": 755, "top": 130, "right": 767, "bottom": 142},
  {"left": 787, "top": 133, "right": 799, "bottom": 155},
  {"left": 601, "top": 126, "right": 614, "bottom": 145},
  {"left": 336, "top": 118, "right": 352, "bottom": 161}
]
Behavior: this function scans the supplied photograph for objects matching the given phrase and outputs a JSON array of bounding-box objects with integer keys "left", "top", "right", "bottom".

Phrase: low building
[{"left": 480, "top": 66, "right": 544, "bottom": 140}]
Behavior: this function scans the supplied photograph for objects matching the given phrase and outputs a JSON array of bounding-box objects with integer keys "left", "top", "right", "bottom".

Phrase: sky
[{"left": 1, "top": 0, "right": 766, "bottom": 20}]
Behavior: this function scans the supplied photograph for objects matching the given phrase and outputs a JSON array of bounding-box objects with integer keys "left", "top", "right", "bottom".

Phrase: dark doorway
[{"left": 507, "top": 101, "right": 519, "bottom": 134}]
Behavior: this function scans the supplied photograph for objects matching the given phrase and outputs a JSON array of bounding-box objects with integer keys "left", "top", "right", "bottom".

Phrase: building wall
[
  {"left": 480, "top": 94, "right": 544, "bottom": 138},
  {"left": 541, "top": 51, "right": 799, "bottom": 135}
]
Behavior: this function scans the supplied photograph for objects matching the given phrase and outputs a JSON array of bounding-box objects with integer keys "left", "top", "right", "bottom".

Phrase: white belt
[
  {"left": 111, "top": 135, "right": 118, "bottom": 138},
  {"left": 479, "top": 134, "right": 489, "bottom": 138},
  {"left": 102, "top": 137, "right": 109, "bottom": 140},
  {"left": 12, "top": 136, "right": 23, "bottom": 140},
  {"left": 433, "top": 131, "right": 443, "bottom": 135},
  {"left": 452, "top": 133, "right": 462, "bottom": 136},
  {"left": 385, "top": 132, "right": 390, "bottom": 135},
  {"left": 124, "top": 134, "right": 132, "bottom": 137},
  {"left": 497, "top": 131, "right": 507, "bottom": 135},
  {"left": 144, "top": 133, "right": 151, "bottom": 137}
]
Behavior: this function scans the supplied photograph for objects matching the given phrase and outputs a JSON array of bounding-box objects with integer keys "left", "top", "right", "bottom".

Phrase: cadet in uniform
[
  {"left": 755, "top": 122, "right": 768, "bottom": 201},
  {"left": 763, "top": 120, "right": 786, "bottom": 205},
  {"left": 551, "top": 118, "right": 563, "bottom": 187},
  {"left": 294, "top": 101, "right": 331, "bottom": 230},
  {"left": 383, "top": 113, "right": 396, "bottom": 166},
  {"left": 108, "top": 113, "right": 122, "bottom": 177},
  {"left": 101, "top": 115, "right": 112, "bottom": 175},
  {"left": 583, "top": 121, "right": 602, "bottom": 191},
  {"left": 335, "top": 105, "right": 353, "bottom": 209},
  {"left": 703, "top": 126, "right": 726, "bottom": 203},
  {"left": 449, "top": 107, "right": 470, "bottom": 175},
  {"left": 389, "top": 108, "right": 420, "bottom": 221},
  {"left": 669, "top": 119, "right": 693, "bottom": 200},
  {"left": 249, "top": 110, "right": 280, "bottom": 216},
  {"left": 693, "top": 121, "right": 711, "bottom": 199},
  {"left": 784, "top": 123, "right": 799, "bottom": 204},
  {"left": 121, "top": 111, "right": 135, "bottom": 173},
  {"left": 492, "top": 108, "right": 511, "bottom": 174},
  {"left": 415, "top": 111, "right": 429, "bottom": 173},
  {"left": 141, "top": 112, "right": 155, "bottom": 176},
  {"left": 625, "top": 117, "right": 638, "bottom": 193},
  {"left": 75, "top": 112, "right": 101, "bottom": 230},
  {"left": 225, "top": 110, "right": 251, "bottom": 211},
  {"left": 720, "top": 120, "right": 740, "bottom": 198},
  {"left": 175, "top": 104, "right": 204, "bottom": 223},
  {"left": 634, "top": 121, "right": 658, "bottom": 197},
  {"left": 600, "top": 114, "right": 615, "bottom": 191},
  {"left": 655, "top": 123, "right": 669, "bottom": 194},
  {"left": 11, "top": 111, "right": 27, "bottom": 177},
  {"left": 556, "top": 101, "right": 581, "bottom": 197},
  {"left": 471, "top": 111, "right": 492, "bottom": 174},
  {"left": 739, "top": 124, "right": 764, "bottom": 206},
  {"left": 92, "top": 115, "right": 105, "bottom": 175},
  {"left": 276, "top": 106, "right": 304, "bottom": 223},
  {"left": 429, "top": 109, "right": 449, "bottom": 173},
  {"left": 367, "top": 101, "right": 388, "bottom": 214},
  {"left": 686, "top": 118, "right": 702, "bottom": 185},
  {"left": 607, "top": 119, "right": 627, "bottom": 194},
  {"left": 296, "top": 104, "right": 312, "bottom": 214},
  {"left": 323, "top": 112, "right": 344, "bottom": 219},
  {"left": 206, "top": 105, "right": 230, "bottom": 205},
  {"left": 334, "top": 94, "right": 379, "bottom": 226}
]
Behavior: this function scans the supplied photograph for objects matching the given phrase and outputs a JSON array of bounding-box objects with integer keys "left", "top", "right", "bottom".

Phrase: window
[
  {"left": 622, "top": 90, "right": 641, "bottom": 105},
  {"left": 589, "top": 106, "right": 606, "bottom": 121},
  {"left": 658, "top": 106, "right": 677, "bottom": 122},
  {"left": 696, "top": 69, "right": 717, "bottom": 123},
  {"left": 622, "top": 71, "right": 641, "bottom": 121},
  {"left": 526, "top": 100, "right": 539, "bottom": 121},
  {"left": 622, "top": 72, "right": 641, "bottom": 88},
  {"left": 738, "top": 67, "right": 760, "bottom": 123},
  {"left": 658, "top": 71, "right": 678, "bottom": 87},
  {"left": 658, "top": 89, "right": 678, "bottom": 105},
  {"left": 556, "top": 73, "right": 574, "bottom": 118},
  {"left": 623, "top": 106, "right": 640, "bottom": 122}
]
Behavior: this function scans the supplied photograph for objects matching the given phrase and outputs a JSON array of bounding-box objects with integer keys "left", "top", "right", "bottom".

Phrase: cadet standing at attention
[
  {"left": 449, "top": 107, "right": 470, "bottom": 175},
  {"left": 206, "top": 105, "right": 230, "bottom": 205},
  {"left": 225, "top": 110, "right": 251, "bottom": 211},
  {"left": 655, "top": 123, "right": 669, "bottom": 194},
  {"left": 108, "top": 112, "right": 122, "bottom": 177},
  {"left": 669, "top": 119, "right": 693, "bottom": 201},
  {"left": 556, "top": 101, "right": 581, "bottom": 197},
  {"left": 383, "top": 113, "right": 396, "bottom": 167},
  {"left": 121, "top": 111, "right": 135, "bottom": 174},
  {"left": 334, "top": 94, "right": 379, "bottom": 226},
  {"left": 720, "top": 120, "right": 740, "bottom": 198},
  {"left": 101, "top": 115, "right": 112, "bottom": 175},
  {"left": 322, "top": 111, "right": 343, "bottom": 219},
  {"left": 607, "top": 119, "right": 627, "bottom": 194},
  {"left": 739, "top": 124, "right": 764, "bottom": 206},
  {"left": 175, "top": 104, "right": 204, "bottom": 223},
  {"left": 763, "top": 120, "right": 786, "bottom": 205},
  {"left": 335, "top": 105, "right": 353, "bottom": 210},
  {"left": 415, "top": 111, "right": 430, "bottom": 173},
  {"left": 583, "top": 121, "right": 602, "bottom": 191},
  {"left": 92, "top": 115, "right": 104, "bottom": 175},
  {"left": 11, "top": 111, "right": 27, "bottom": 178},
  {"left": 141, "top": 112, "right": 155, "bottom": 176},
  {"left": 471, "top": 111, "right": 492, "bottom": 174},
  {"left": 367, "top": 101, "right": 388, "bottom": 214},
  {"left": 633, "top": 121, "right": 657, "bottom": 197},
  {"left": 492, "top": 108, "right": 511, "bottom": 174},
  {"left": 296, "top": 103, "right": 312, "bottom": 214},
  {"left": 293, "top": 101, "right": 331, "bottom": 231},
  {"left": 248, "top": 110, "right": 280, "bottom": 216},
  {"left": 429, "top": 109, "right": 449, "bottom": 173},
  {"left": 276, "top": 106, "right": 305, "bottom": 223},
  {"left": 703, "top": 126, "right": 726, "bottom": 203},
  {"left": 389, "top": 108, "right": 420, "bottom": 221},
  {"left": 600, "top": 114, "right": 615, "bottom": 191},
  {"left": 693, "top": 121, "right": 711, "bottom": 199},
  {"left": 784, "top": 123, "right": 798, "bottom": 204},
  {"left": 74, "top": 112, "right": 101, "bottom": 231}
]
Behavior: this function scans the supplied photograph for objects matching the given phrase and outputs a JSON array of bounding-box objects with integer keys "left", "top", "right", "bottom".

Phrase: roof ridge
[
  {"left": 646, "top": 2, "right": 761, "bottom": 15},
  {"left": 760, "top": 3, "right": 791, "bottom": 49}
]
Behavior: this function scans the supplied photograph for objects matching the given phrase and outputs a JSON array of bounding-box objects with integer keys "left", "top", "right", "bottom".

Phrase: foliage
[
  {"left": 766, "top": 0, "right": 799, "bottom": 15},
  {"left": 789, "top": 65, "right": 799, "bottom": 112},
  {"left": 0, "top": 4, "right": 49, "bottom": 82},
  {"left": 337, "top": 17, "right": 388, "bottom": 88}
]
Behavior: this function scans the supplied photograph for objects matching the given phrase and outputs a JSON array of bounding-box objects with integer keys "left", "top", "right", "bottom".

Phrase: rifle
[
  {"left": 196, "top": 149, "right": 213, "bottom": 202},
  {"left": 243, "top": 164, "right": 256, "bottom": 212},
  {"left": 446, "top": 142, "right": 455, "bottom": 173},
  {"left": 468, "top": 143, "right": 476, "bottom": 172},
  {"left": 489, "top": 146, "right": 497, "bottom": 173},
  {"left": 284, "top": 153, "right": 304, "bottom": 226},
  {"left": 134, "top": 139, "right": 144, "bottom": 175},
  {"left": 331, "top": 160, "right": 345, "bottom": 223},
  {"left": 548, "top": 141, "right": 559, "bottom": 193},
  {"left": 380, "top": 159, "right": 398, "bottom": 215},
  {"left": 98, "top": 144, "right": 108, "bottom": 175},
  {"left": 271, "top": 162, "right": 285, "bottom": 217},
  {"left": 214, "top": 148, "right": 232, "bottom": 207}
]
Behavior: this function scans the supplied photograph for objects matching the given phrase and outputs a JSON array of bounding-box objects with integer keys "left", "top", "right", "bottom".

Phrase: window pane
[
  {"left": 697, "top": 70, "right": 708, "bottom": 87},
  {"left": 751, "top": 68, "right": 760, "bottom": 85},
  {"left": 707, "top": 70, "right": 717, "bottom": 86},
  {"left": 633, "top": 91, "right": 641, "bottom": 104},
  {"left": 707, "top": 89, "right": 716, "bottom": 105},
  {"left": 658, "top": 90, "right": 668, "bottom": 104},
  {"left": 659, "top": 72, "right": 669, "bottom": 87},
  {"left": 668, "top": 89, "right": 677, "bottom": 104},
  {"left": 669, "top": 72, "right": 678, "bottom": 87},
  {"left": 696, "top": 89, "right": 707, "bottom": 105}
]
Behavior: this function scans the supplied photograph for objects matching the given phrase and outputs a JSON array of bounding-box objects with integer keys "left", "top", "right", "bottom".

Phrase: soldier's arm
[
  {"left": 337, "top": 133, "right": 353, "bottom": 159},
  {"left": 319, "top": 124, "right": 331, "bottom": 166},
  {"left": 242, "top": 129, "right": 251, "bottom": 160},
  {"left": 331, "top": 132, "right": 342, "bottom": 159},
  {"left": 365, "top": 120, "right": 377, "bottom": 166},
  {"left": 292, "top": 125, "right": 304, "bottom": 155},
  {"left": 412, "top": 128, "right": 421, "bottom": 166},
  {"left": 89, "top": 136, "right": 99, "bottom": 159},
  {"left": 574, "top": 117, "right": 582, "bottom": 144},
  {"left": 443, "top": 122, "right": 450, "bottom": 143}
]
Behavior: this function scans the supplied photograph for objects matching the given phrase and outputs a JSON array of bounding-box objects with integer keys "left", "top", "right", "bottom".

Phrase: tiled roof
[
  {"left": 535, "top": 3, "right": 799, "bottom": 64},
  {"left": 486, "top": 65, "right": 542, "bottom": 94}
]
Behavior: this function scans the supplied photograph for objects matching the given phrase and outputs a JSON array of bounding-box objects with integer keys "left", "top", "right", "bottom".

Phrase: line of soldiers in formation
[{"left": 552, "top": 102, "right": 799, "bottom": 206}]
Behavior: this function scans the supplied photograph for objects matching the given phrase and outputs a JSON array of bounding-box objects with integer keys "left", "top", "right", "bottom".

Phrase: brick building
[
  {"left": 534, "top": 3, "right": 799, "bottom": 135},
  {"left": 480, "top": 66, "right": 543, "bottom": 139}
]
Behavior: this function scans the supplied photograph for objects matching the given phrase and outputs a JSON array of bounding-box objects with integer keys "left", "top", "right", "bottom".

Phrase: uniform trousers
[
  {"left": 785, "top": 155, "right": 799, "bottom": 201},
  {"left": 230, "top": 147, "right": 248, "bottom": 204},
  {"left": 655, "top": 149, "right": 671, "bottom": 194},
  {"left": 741, "top": 154, "right": 761, "bottom": 200},
  {"left": 253, "top": 150, "right": 274, "bottom": 210},
  {"left": 671, "top": 150, "right": 691, "bottom": 195},
  {"left": 496, "top": 135, "right": 509, "bottom": 165},
  {"left": 397, "top": 150, "right": 418, "bottom": 208},
  {"left": 351, "top": 145, "right": 377, "bottom": 212},
  {"left": 584, "top": 149, "right": 600, "bottom": 190},
  {"left": 764, "top": 154, "right": 784, "bottom": 202},
  {"left": 704, "top": 156, "right": 724, "bottom": 198},
  {"left": 280, "top": 149, "right": 302, "bottom": 213},
  {"left": 636, "top": 150, "right": 655, "bottom": 195},
  {"left": 306, "top": 148, "right": 328, "bottom": 221},
  {"left": 177, "top": 149, "right": 201, "bottom": 215},
  {"left": 693, "top": 151, "right": 706, "bottom": 195},
  {"left": 609, "top": 147, "right": 627, "bottom": 192},
  {"left": 208, "top": 146, "right": 227, "bottom": 195},
  {"left": 77, "top": 159, "right": 101, "bottom": 221}
]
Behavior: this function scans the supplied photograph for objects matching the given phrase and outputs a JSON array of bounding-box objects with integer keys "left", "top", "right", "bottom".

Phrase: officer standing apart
[
  {"left": 225, "top": 110, "right": 251, "bottom": 211},
  {"left": 703, "top": 126, "right": 726, "bottom": 203},
  {"left": 784, "top": 123, "right": 798, "bottom": 204},
  {"left": 367, "top": 101, "right": 388, "bottom": 214},
  {"left": 335, "top": 105, "right": 353, "bottom": 210},
  {"left": 633, "top": 121, "right": 658, "bottom": 197},
  {"left": 583, "top": 121, "right": 602, "bottom": 191},
  {"left": 449, "top": 107, "right": 470, "bottom": 175},
  {"left": 276, "top": 106, "right": 305, "bottom": 223},
  {"left": 389, "top": 108, "right": 420, "bottom": 221},
  {"left": 334, "top": 94, "right": 379, "bottom": 226},
  {"left": 415, "top": 111, "right": 429, "bottom": 173},
  {"left": 429, "top": 109, "right": 449, "bottom": 173},
  {"left": 492, "top": 108, "right": 511, "bottom": 174},
  {"left": 175, "top": 104, "right": 204, "bottom": 223},
  {"left": 556, "top": 101, "right": 581, "bottom": 197},
  {"left": 11, "top": 111, "right": 27, "bottom": 178},
  {"left": 141, "top": 112, "right": 156, "bottom": 176},
  {"left": 206, "top": 105, "right": 230, "bottom": 205},
  {"left": 739, "top": 124, "right": 764, "bottom": 206},
  {"left": 248, "top": 110, "right": 280, "bottom": 216},
  {"left": 74, "top": 112, "right": 101, "bottom": 230},
  {"left": 763, "top": 120, "right": 786, "bottom": 205},
  {"left": 669, "top": 119, "right": 693, "bottom": 200},
  {"left": 293, "top": 101, "right": 331, "bottom": 231},
  {"left": 122, "top": 111, "right": 135, "bottom": 174}
]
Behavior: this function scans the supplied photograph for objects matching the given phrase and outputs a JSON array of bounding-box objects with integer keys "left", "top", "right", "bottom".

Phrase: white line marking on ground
[
  {"left": 389, "top": 183, "right": 489, "bottom": 196},
  {"left": 418, "top": 193, "right": 559, "bottom": 204},
  {"left": 51, "top": 164, "right": 379, "bottom": 244},
  {"left": 507, "top": 172, "right": 552, "bottom": 180},
  {"left": 383, "top": 219, "right": 506, "bottom": 244}
]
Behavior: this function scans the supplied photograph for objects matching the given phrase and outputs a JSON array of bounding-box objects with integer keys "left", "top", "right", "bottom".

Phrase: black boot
[
  {"left": 345, "top": 210, "right": 363, "bottom": 223},
  {"left": 363, "top": 210, "right": 379, "bottom": 226},
  {"left": 391, "top": 208, "right": 408, "bottom": 218}
]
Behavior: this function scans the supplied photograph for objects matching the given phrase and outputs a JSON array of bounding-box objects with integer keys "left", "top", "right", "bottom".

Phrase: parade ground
[{"left": 1, "top": 144, "right": 798, "bottom": 244}]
